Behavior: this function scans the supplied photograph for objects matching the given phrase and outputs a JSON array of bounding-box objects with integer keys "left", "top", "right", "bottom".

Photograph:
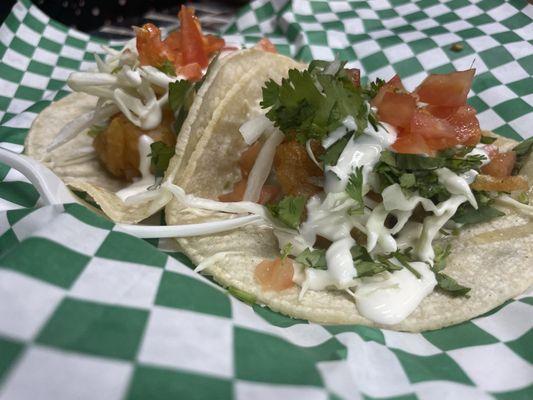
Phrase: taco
[
  {"left": 165, "top": 56, "right": 533, "bottom": 332},
  {"left": 25, "top": 6, "right": 269, "bottom": 223}
]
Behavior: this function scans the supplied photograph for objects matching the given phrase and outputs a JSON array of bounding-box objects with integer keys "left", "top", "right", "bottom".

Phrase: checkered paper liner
[{"left": 0, "top": 0, "right": 532, "bottom": 399}]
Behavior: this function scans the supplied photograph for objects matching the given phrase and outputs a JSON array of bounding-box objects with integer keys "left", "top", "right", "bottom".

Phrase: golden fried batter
[
  {"left": 273, "top": 140, "right": 323, "bottom": 197},
  {"left": 93, "top": 110, "right": 176, "bottom": 181}
]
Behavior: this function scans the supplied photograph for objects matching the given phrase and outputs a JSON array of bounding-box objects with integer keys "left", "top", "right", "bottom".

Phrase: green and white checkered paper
[{"left": 0, "top": 1, "right": 531, "bottom": 399}]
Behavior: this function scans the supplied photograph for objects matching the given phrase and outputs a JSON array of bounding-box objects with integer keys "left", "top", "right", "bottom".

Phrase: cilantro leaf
[
  {"left": 433, "top": 243, "right": 451, "bottom": 273},
  {"left": 512, "top": 137, "right": 533, "bottom": 174},
  {"left": 345, "top": 166, "right": 364, "bottom": 214},
  {"left": 227, "top": 286, "right": 256, "bottom": 305},
  {"left": 351, "top": 246, "right": 388, "bottom": 277},
  {"left": 364, "top": 78, "right": 385, "bottom": 99},
  {"left": 295, "top": 248, "right": 327, "bottom": 269},
  {"left": 157, "top": 59, "right": 177, "bottom": 77},
  {"left": 355, "top": 261, "right": 387, "bottom": 277},
  {"left": 435, "top": 272, "right": 471, "bottom": 297},
  {"left": 374, "top": 149, "right": 486, "bottom": 202},
  {"left": 87, "top": 124, "right": 105, "bottom": 138},
  {"left": 452, "top": 202, "right": 504, "bottom": 225},
  {"left": 429, "top": 243, "right": 470, "bottom": 297},
  {"left": 168, "top": 80, "right": 195, "bottom": 133},
  {"left": 320, "top": 133, "right": 351, "bottom": 166},
  {"left": 267, "top": 196, "right": 306, "bottom": 229},
  {"left": 261, "top": 60, "right": 371, "bottom": 143},
  {"left": 149, "top": 141, "right": 175, "bottom": 177},
  {"left": 399, "top": 173, "right": 416, "bottom": 189},
  {"left": 480, "top": 135, "right": 497, "bottom": 144},
  {"left": 280, "top": 243, "right": 293, "bottom": 260},
  {"left": 391, "top": 250, "right": 421, "bottom": 279}
]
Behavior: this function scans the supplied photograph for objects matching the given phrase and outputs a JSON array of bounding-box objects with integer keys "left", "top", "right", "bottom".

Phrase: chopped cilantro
[
  {"left": 363, "top": 78, "right": 385, "bottom": 99},
  {"left": 452, "top": 191, "right": 504, "bottom": 225},
  {"left": 518, "top": 192, "right": 529, "bottom": 204},
  {"left": 345, "top": 166, "right": 364, "bottom": 215},
  {"left": 430, "top": 243, "right": 471, "bottom": 297},
  {"left": 87, "top": 124, "right": 105, "bottom": 138},
  {"left": 157, "top": 59, "right": 177, "bottom": 76},
  {"left": 374, "top": 149, "right": 486, "bottom": 201},
  {"left": 266, "top": 196, "right": 306, "bottom": 229},
  {"left": 260, "top": 60, "right": 377, "bottom": 144},
  {"left": 452, "top": 202, "right": 504, "bottom": 225},
  {"left": 355, "top": 261, "right": 387, "bottom": 277},
  {"left": 320, "top": 133, "right": 352, "bottom": 166},
  {"left": 433, "top": 243, "right": 451, "bottom": 273},
  {"left": 228, "top": 286, "right": 256, "bottom": 305},
  {"left": 512, "top": 137, "right": 533, "bottom": 174},
  {"left": 435, "top": 273, "right": 471, "bottom": 297},
  {"left": 280, "top": 243, "right": 293, "bottom": 260},
  {"left": 399, "top": 173, "right": 416, "bottom": 189},
  {"left": 168, "top": 79, "right": 195, "bottom": 133},
  {"left": 391, "top": 249, "right": 421, "bottom": 279},
  {"left": 480, "top": 135, "right": 497, "bottom": 144},
  {"left": 295, "top": 248, "right": 327, "bottom": 269},
  {"left": 149, "top": 141, "right": 174, "bottom": 177}
]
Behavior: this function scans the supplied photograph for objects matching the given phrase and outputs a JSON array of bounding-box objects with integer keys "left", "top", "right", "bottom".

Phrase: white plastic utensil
[{"left": 0, "top": 147, "right": 260, "bottom": 238}]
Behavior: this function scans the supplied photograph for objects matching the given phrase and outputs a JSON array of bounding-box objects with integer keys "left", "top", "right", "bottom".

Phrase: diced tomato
[
  {"left": 392, "top": 128, "right": 433, "bottom": 155},
  {"left": 178, "top": 5, "right": 209, "bottom": 68},
  {"left": 371, "top": 75, "right": 407, "bottom": 108},
  {"left": 254, "top": 257, "right": 294, "bottom": 291},
  {"left": 136, "top": 6, "right": 224, "bottom": 76},
  {"left": 410, "top": 109, "right": 458, "bottom": 151},
  {"left": 346, "top": 68, "right": 361, "bottom": 87},
  {"left": 415, "top": 69, "right": 475, "bottom": 107},
  {"left": 239, "top": 142, "right": 262, "bottom": 176},
  {"left": 177, "top": 62, "right": 203, "bottom": 81},
  {"left": 203, "top": 34, "right": 225, "bottom": 54},
  {"left": 408, "top": 105, "right": 481, "bottom": 151},
  {"left": 258, "top": 185, "right": 280, "bottom": 205},
  {"left": 136, "top": 23, "right": 173, "bottom": 67},
  {"left": 481, "top": 151, "right": 516, "bottom": 178},
  {"left": 425, "top": 105, "right": 458, "bottom": 119},
  {"left": 377, "top": 91, "right": 417, "bottom": 128},
  {"left": 219, "top": 178, "right": 247, "bottom": 202},
  {"left": 445, "top": 105, "right": 481, "bottom": 146},
  {"left": 256, "top": 38, "right": 277, "bottom": 53}
]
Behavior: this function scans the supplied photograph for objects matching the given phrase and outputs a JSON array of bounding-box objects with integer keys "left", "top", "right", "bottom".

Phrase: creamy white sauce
[
  {"left": 436, "top": 167, "right": 477, "bottom": 208},
  {"left": 354, "top": 261, "right": 436, "bottom": 325},
  {"left": 322, "top": 116, "right": 356, "bottom": 149},
  {"left": 416, "top": 195, "right": 467, "bottom": 261},
  {"left": 116, "top": 135, "right": 156, "bottom": 202},
  {"left": 365, "top": 204, "right": 397, "bottom": 253},
  {"left": 326, "top": 237, "right": 357, "bottom": 284},
  {"left": 324, "top": 122, "right": 396, "bottom": 193},
  {"left": 300, "top": 193, "right": 355, "bottom": 244}
]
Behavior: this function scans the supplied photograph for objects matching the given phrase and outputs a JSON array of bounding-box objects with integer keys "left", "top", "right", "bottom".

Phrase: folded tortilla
[
  {"left": 25, "top": 49, "right": 281, "bottom": 223},
  {"left": 165, "top": 54, "right": 533, "bottom": 332}
]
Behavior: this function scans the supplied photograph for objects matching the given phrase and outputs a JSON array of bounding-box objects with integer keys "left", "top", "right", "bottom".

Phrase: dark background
[{"left": 0, "top": 1, "right": 247, "bottom": 38}]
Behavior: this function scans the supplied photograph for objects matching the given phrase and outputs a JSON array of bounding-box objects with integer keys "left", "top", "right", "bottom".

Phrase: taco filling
[
  {"left": 168, "top": 59, "right": 532, "bottom": 327},
  {"left": 42, "top": 5, "right": 232, "bottom": 202}
]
